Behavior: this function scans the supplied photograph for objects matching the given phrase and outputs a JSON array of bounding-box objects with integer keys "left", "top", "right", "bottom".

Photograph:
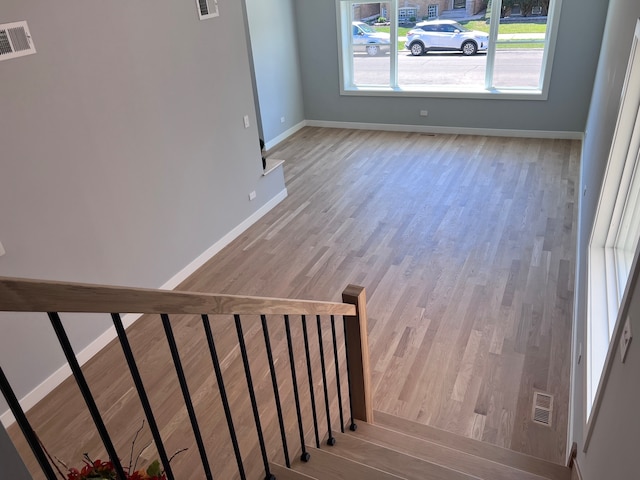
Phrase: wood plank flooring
[{"left": 8, "top": 127, "right": 580, "bottom": 477}]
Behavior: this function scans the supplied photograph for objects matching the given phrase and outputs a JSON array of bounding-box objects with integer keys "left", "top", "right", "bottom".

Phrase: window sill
[{"left": 340, "top": 85, "right": 547, "bottom": 101}]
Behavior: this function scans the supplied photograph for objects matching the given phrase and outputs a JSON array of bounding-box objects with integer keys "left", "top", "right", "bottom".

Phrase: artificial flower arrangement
[
  {"left": 42, "top": 421, "right": 184, "bottom": 480},
  {"left": 65, "top": 454, "right": 165, "bottom": 480}
]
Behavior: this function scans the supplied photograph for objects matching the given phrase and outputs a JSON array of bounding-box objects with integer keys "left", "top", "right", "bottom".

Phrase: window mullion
[
  {"left": 485, "top": 0, "right": 502, "bottom": 89},
  {"left": 390, "top": 0, "right": 398, "bottom": 88}
]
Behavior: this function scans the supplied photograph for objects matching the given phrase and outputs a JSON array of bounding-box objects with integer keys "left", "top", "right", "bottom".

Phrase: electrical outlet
[
  {"left": 280, "top": 116, "right": 285, "bottom": 124},
  {"left": 243, "top": 115, "right": 250, "bottom": 129},
  {"left": 249, "top": 191, "right": 257, "bottom": 201},
  {"left": 620, "top": 316, "right": 633, "bottom": 363},
  {"left": 419, "top": 110, "right": 429, "bottom": 117},
  {"left": 0, "top": 241, "right": 5, "bottom": 257}
]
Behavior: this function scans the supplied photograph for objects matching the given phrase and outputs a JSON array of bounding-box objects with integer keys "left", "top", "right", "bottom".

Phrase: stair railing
[{"left": 0, "top": 277, "right": 371, "bottom": 480}]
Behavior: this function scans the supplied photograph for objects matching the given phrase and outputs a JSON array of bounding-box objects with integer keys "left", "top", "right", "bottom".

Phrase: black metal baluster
[
  {"left": 0, "top": 367, "right": 58, "bottom": 480},
  {"left": 161, "top": 314, "right": 214, "bottom": 480},
  {"left": 111, "top": 313, "right": 174, "bottom": 480},
  {"left": 201, "top": 314, "right": 246, "bottom": 480},
  {"left": 284, "top": 315, "right": 311, "bottom": 462},
  {"left": 316, "top": 315, "right": 335, "bottom": 446},
  {"left": 330, "top": 315, "right": 345, "bottom": 433},
  {"left": 234, "top": 315, "right": 275, "bottom": 480},
  {"left": 301, "top": 315, "right": 320, "bottom": 448},
  {"left": 342, "top": 315, "right": 358, "bottom": 431},
  {"left": 48, "top": 312, "right": 127, "bottom": 480},
  {"left": 261, "top": 315, "right": 291, "bottom": 467}
]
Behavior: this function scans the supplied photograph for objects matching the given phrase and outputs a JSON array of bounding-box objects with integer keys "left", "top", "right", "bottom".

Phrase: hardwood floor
[
  {"left": 218, "top": 127, "right": 578, "bottom": 462},
  {"left": 8, "top": 127, "right": 579, "bottom": 477}
]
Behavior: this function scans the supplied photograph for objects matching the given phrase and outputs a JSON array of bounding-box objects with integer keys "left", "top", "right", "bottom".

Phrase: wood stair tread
[
  {"left": 350, "top": 421, "right": 555, "bottom": 480},
  {"left": 328, "top": 431, "right": 481, "bottom": 480},
  {"left": 270, "top": 462, "right": 317, "bottom": 479},
  {"left": 291, "top": 445, "right": 406, "bottom": 480},
  {"left": 373, "top": 411, "right": 571, "bottom": 480}
]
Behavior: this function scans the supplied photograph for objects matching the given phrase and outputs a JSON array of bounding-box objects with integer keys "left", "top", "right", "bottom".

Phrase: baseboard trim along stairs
[{"left": 276, "top": 410, "right": 571, "bottom": 480}]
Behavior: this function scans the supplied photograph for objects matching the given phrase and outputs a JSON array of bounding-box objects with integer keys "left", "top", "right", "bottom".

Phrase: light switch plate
[
  {"left": 620, "top": 316, "right": 633, "bottom": 363},
  {"left": 0, "top": 241, "right": 5, "bottom": 257}
]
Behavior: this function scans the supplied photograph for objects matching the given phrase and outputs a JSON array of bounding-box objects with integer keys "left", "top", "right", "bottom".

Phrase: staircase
[
  {"left": 272, "top": 411, "right": 570, "bottom": 480},
  {"left": 0, "top": 277, "right": 575, "bottom": 480}
]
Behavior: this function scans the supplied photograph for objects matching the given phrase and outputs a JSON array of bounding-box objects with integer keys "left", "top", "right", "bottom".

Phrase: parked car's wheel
[
  {"left": 366, "top": 44, "right": 380, "bottom": 56},
  {"left": 461, "top": 41, "right": 478, "bottom": 56},
  {"left": 410, "top": 42, "right": 425, "bottom": 56}
]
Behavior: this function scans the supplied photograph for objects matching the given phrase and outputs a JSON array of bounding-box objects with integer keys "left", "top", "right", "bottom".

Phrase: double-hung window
[{"left": 337, "top": 0, "right": 562, "bottom": 98}]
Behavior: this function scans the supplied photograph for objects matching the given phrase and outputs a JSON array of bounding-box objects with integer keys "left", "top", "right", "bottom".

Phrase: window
[
  {"left": 587, "top": 20, "right": 640, "bottom": 419},
  {"left": 337, "top": 0, "right": 562, "bottom": 98}
]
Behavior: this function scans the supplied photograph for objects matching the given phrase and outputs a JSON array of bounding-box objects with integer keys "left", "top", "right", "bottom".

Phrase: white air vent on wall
[
  {"left": 197, "top": 0, "right": 219, "bottom": 20},
  {"left": 0, "top": 21, "right": 36, "bottom": 62}
]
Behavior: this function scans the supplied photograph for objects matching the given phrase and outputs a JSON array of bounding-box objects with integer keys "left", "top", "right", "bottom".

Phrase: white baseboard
[
  {"left": 160, "top": 187, "right": 288, "bottom": 291},
  {"left": 305, "top": 119, "right": 584, "bottom": 140},
  {"left": 264, "top": 120, "right": 308, "bottom": 151},
  {"left": 0, "top": 188, "right": 288, "bottom": 428}
]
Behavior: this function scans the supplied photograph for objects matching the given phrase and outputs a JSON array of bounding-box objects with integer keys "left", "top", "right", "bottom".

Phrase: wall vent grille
[
  {"left": 196, "top": 0, "right": 219, "bottom": 20},
  {"left": 532, "top": 391, "right": 553, "bottom": 426},
  {"left": 0, "top": 21, "right": 36, "bottom": 62}
]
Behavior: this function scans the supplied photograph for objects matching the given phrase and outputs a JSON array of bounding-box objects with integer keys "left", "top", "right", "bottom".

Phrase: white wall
[
  {"left": 244, "top": 0, "right": 306, "bottom": 147},
  {"left": 571, "top": 0, "right": 640, "bottom": 477},
  {"left": 0, "top": 0, "right": 285, "bottom": 415}
]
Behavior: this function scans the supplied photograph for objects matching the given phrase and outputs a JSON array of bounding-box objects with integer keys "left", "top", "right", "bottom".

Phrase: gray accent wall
[
  {"left": 572, "top": 1, "right": 640, "bottom": 478},
  {"left": 245, "top": 0, "right": 305, "bottom": 144},
  {"left": 0, "top": 0, "right": 284, "bottom": 413},
  {"left": 294, "top": 0, "right": 608, "bottom": 133},
  {"left": 0, "top": 424, "right": 29, "bottom": 478}
]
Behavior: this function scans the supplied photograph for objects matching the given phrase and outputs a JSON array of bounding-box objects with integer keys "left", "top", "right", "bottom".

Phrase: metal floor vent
[{"left": 532, "top": 391, "right": 553, "bottom": 426}]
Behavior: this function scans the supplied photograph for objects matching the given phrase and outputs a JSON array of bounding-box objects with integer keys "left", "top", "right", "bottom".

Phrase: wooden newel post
[{"left": 342, "top": 284, "right": 373, "bottom": 424}]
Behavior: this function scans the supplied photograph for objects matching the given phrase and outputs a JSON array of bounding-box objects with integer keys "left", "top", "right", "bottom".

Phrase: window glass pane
[
  {"left": 399, "top": 16, "right": 488, "bottom": 87},
  {"left": 350, "top": 2, "right": 390, "bottom": 86},
  {"left": 490, "top": 0, "right": 548, "bottom": 88}
]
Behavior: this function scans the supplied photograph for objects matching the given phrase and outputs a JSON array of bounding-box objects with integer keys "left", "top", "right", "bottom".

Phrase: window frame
[
  {"left": 336, "top": 0, "right": 564, "bottom": 100},
  {"left": 584, "top": 19, "right": 640, "bottom": 450}
]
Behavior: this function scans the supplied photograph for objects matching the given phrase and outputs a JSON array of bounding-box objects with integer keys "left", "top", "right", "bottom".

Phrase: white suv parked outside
[{"left": 405, "top": 20, "right": 489, "bottom": 56}]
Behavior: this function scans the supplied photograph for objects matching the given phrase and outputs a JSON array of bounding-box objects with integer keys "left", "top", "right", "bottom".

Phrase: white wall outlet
[
  {"left": 0, "top": 241, "right": 5, "bottom": 257},
  {"left": 249, "top": 191, "right": 257, "bottom": 201},
  {"left": 243, "top": 115, "right": 250, "bottom": 128},
  {"left": 620, "top": 316, "right": 633, "bottom": 363},
  {"left": 280, "top": 116, "right": 285, "bottom": 124},
  {"left": 419, "top": 110, "right": 429, "bottom": 117}
]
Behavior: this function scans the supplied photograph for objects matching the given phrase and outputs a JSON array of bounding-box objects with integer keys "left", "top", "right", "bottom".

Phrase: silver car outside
[{"left": 352, "top": 21, "right": 391, "bottom": 56}]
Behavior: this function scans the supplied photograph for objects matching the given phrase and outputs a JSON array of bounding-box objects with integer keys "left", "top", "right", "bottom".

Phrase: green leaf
[{"left": 146, "top": 460, "right": 162, "bottom": 476}]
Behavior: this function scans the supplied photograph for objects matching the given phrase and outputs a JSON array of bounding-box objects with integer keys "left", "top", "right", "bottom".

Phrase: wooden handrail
[{"left": 0, "top": 277, "right": 356, "bottom": 316}]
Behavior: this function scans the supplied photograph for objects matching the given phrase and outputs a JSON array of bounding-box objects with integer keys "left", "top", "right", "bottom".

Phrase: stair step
[
  {"left": 270, "top": 462, "right": 317, "bottom": 479},
  {"left": 351, "top": 422, "right": 553, "bottom": 480},
  {"left": 330, "top": 431, "right": 480, "bottom": 480},
  {"left": 373, "top": 411, "right": 571, "bottom": 480},
  {"left": 291, "top": 445, "right": 405, "bottom": 480}
]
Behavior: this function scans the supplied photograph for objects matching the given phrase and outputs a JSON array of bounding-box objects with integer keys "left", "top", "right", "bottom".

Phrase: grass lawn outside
[{"left": 374, "top": 20, "right": 546, "bottom": 51}]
